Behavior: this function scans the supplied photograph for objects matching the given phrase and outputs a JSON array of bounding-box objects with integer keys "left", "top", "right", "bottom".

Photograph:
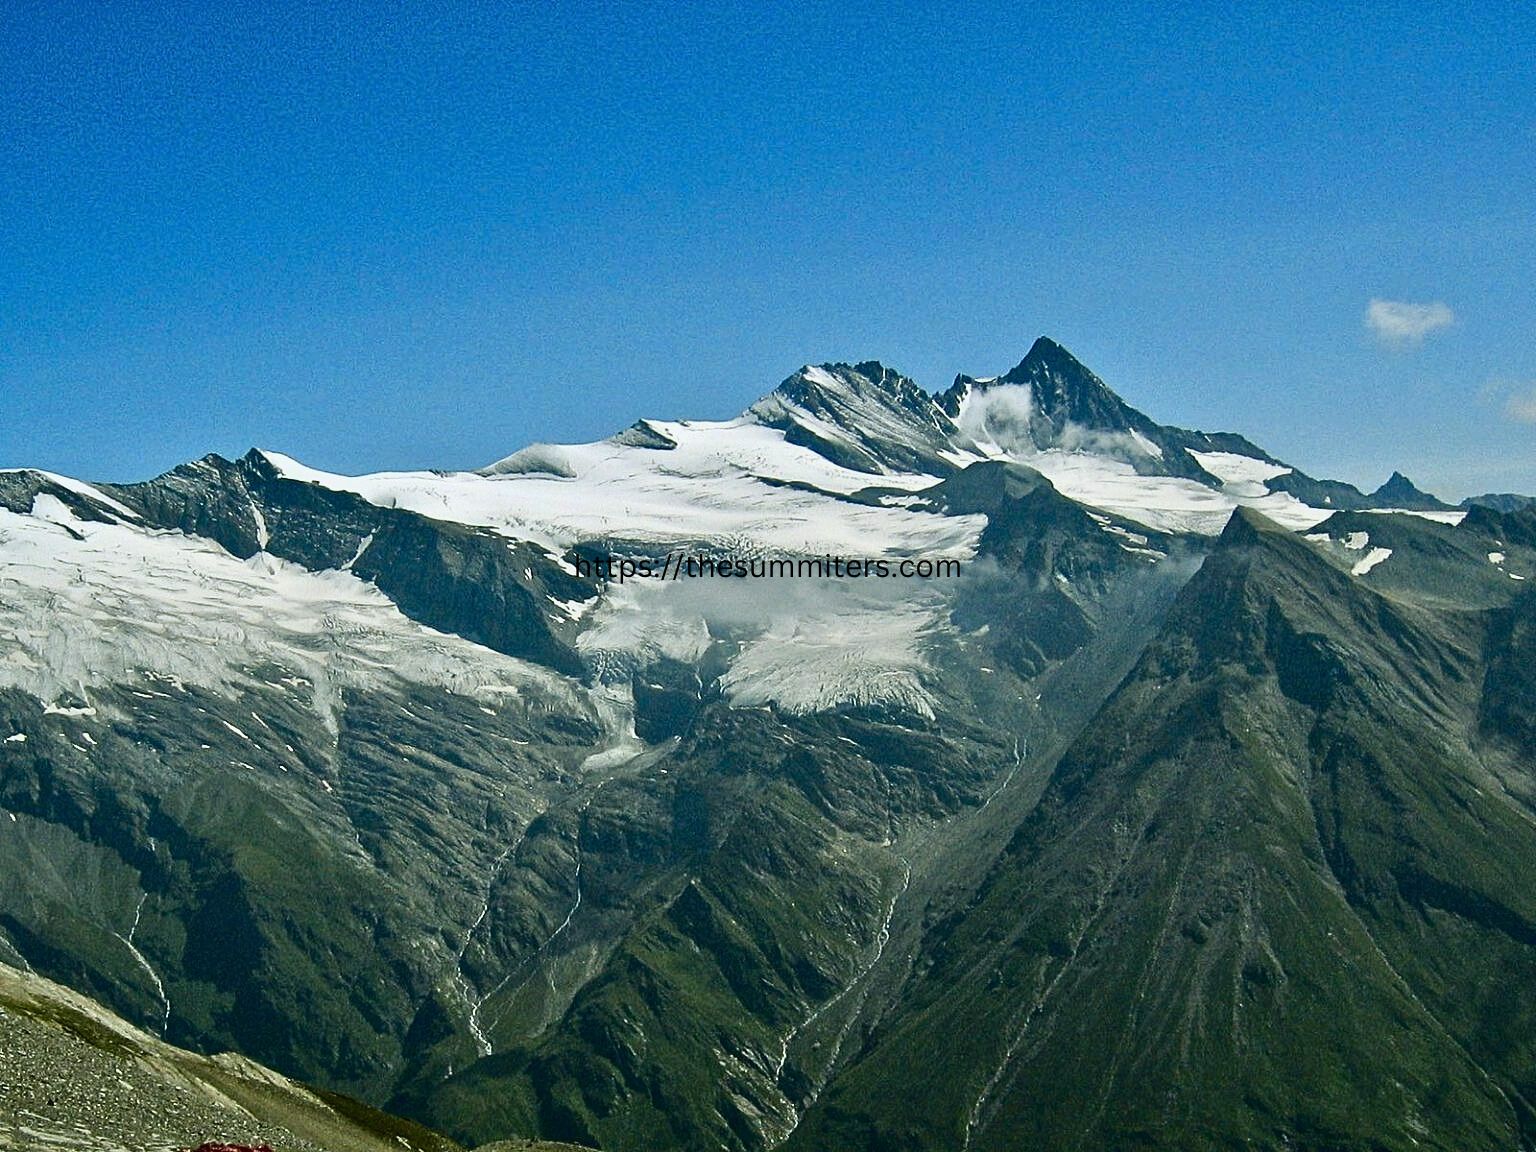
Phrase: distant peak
[
  {"left": 1369, "top": 471, "right": 1451, "bottom": 510},
  {"left": 1001, "top": 335, "right": 1093, "bottom": 379},
  {"left": 240, "top": 448, "right": 282, "bottom": 478},
  {"left": 852, "top": 360, "right": 897, "bottom": 384},
  {"left": 1220, "top": 504, "right": 1285, "bottom": 543},
  {"left": 748, "top": 359, "right": 959, "bottom": 477},
  {"left": 991, "top": 336, "right": 1150, "bottom": 441},
  {"left": 774, "top": 360, "right": 931, "bottom": 412},
  {"left": 1023, "top": 334, "right": 1076, "bottom": 363}
]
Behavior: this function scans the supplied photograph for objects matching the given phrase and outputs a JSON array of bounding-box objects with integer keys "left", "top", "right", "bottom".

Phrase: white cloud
[
  {"left": 1365, "top": 298, "right": 1455, "bottom": 345},
  {"left": 955, "top": 383, "right": 1157, "bottom": 462},
  {"left": 957, "top": 382, "right": 1035, "bottom": 452},
  {"left": 1505, "top": 385, "right": 1536, "bottom": 424},
  {"left": 1482, "top": 378, "right": 1536, "bottom": 425}
]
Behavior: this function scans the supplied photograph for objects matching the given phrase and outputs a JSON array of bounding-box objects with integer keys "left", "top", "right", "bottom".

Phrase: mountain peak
[
  {"left": 938, "top": 338, "right": 1217, "bottom": 483},
  {"left": 1017, "top": 334, "right": 1080, "bottom": 369},
  {"left": 997, "top": 337, "right": 1131, "bottom": 428},
  {"left": 1370, "top": 471, "right": 1452, "bottom": 511},
  {"left": 747, "top": 361, "right": 960, "bottom": 476},
  {"left": 797, "top": 360, "right": 927, "bottom": 403}
]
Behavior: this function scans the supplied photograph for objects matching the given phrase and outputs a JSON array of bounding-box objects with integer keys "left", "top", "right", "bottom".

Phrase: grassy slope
[{"left": 790, "top": 509, "right": 1536, "bottom": 1151}]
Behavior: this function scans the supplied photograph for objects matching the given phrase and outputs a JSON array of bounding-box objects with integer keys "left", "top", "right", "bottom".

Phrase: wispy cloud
[
  {"left": 1365, "top": 298, "right": 1455, "bottom": 345},
  {"left": 1479, "top": 378, "right": 1536, "bottom": 425},
  {"left": 1505, "top": 385, "right": 1536, "bottom": 424}
]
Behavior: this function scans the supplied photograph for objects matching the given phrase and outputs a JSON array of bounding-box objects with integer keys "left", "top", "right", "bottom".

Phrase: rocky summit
[{"left": 2, "top": 340, "right": 1533, "bottom": 1151}]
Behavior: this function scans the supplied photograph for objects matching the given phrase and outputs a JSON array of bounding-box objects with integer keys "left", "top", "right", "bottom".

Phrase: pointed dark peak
[
  {"left": 1218, "top": 504, "right": 1289, "bottom": 546},
  {"left": 239, "top": 447, "right": 283, "bottom": 479},
  {"left": 1001, "top": 337, "right": 1120, "bottom": 408},
  {"left": 1369, "top": 471, "right": 1452, "bottom": 511},
  {"left": 942, "top": 337, "right": 1219, "bottom": 484},
  {"left": 1008, "top": 335, "right": 1088, "bottom": 376},
  {"left": 939, "top": 338, "right": 1099, "bottom": 405},
  {"left": 939, "top": 338, "right": 1126, "bottom": 434},
  {"left": 994, "top": 336, "right": 1172, "bottom": 454}
]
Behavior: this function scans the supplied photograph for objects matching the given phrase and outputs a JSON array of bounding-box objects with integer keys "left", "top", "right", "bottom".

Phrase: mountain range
[{"left": 2, "top": 337, "right": 1533, "bottom": 1151}]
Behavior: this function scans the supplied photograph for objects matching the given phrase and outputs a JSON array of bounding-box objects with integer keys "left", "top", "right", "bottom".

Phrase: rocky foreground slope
[
  {"left": 0, "top": 959, "right": 491, "bottom": 1151},
  {"left": 2, "top": 339, "right": 1534, "bottom": 1150}
]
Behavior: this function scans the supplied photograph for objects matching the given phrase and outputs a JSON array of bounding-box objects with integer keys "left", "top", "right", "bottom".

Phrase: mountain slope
[
  {"left": 787, "top": 507, "right": 1536, "bottom": 1151},
  {"left": 2, "top": 340, "right": 1532, "bottom": 1152}
]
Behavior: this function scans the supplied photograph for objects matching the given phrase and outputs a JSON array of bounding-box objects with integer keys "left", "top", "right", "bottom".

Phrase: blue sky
[{"left": 3, "top": 1, "right": 1533, "bottom": 497}]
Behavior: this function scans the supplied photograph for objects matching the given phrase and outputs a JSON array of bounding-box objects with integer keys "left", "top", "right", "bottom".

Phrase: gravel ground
[{"left": 0, "top": 1000, "right": 323, "bottom": 1152}]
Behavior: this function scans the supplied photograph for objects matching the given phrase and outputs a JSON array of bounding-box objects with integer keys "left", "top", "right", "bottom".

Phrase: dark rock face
[
  {"left": 0, "top": 470, "right": 125, "bottom": 522},
  {"left": 105, "top": 454, "right": 271, "bottom": 558},
  {"left": 354, "top": 520, "right": 588, "bottom": 678},
  {"left": 1263, "top": 467, "right": 1371, "bottom": 509},
  {"left": 941, "top": 338, "right": 1233, "bottom": 482},
  {"left": 1370, "top": 470, "right": 1454, "bottom": 510},
  {"left": 1463, "top": 492, "right": 1536, "bottom": 513},
  {"left": 100, "top": 451, "right": 592, "bottom": 676},
  {"left": 753, "top": 361, "right": 964, "bottom": 476},
  {"left": 1481, "top": 583, "right": 1536, "bottom": 752},
  {"left": 997, "top": 337, "right": 1153, "bottom": 442}
]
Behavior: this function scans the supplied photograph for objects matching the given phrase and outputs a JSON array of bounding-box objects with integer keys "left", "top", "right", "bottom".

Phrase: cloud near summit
[{"left": 1365, "top": 298, "right": 1455, "bottom": 345}]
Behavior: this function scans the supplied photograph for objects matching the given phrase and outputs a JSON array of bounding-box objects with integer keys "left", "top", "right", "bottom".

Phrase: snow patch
[
  {"left": 250, "top": 498, "right": 270, "bottom": 550},
  {"left": 1362, "top": 508, "right": 1466, "bottom": 526},
  {"left": 44, "top": 701, "right": 97, "bottom": 717},
  {"left": 0, "top": 505, "right": 582, "bottom": 725},
  {"left": 721, "top": 598, "right": 939, "bottom": 718},
  {"left": 1351, "top": 548, "right": 1392, "bottom": 576},
  {"left": 1188, "top": 450, "right": 1291, "bottom": 497},
  {"left": 0, "top": 469, "right": 140, "bottom": 520},
  {"left": 261, "top": 422, "right": 969, "bottom": 556},
  {"left": 344, "top": 533, "right": 374, "bottom": 569},
  {"left": 550, "top": 594, "right": 598, "bottom": 621}
]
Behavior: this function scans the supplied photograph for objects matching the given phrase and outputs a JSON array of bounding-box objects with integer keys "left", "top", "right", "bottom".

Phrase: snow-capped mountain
[
  {"left": 0, "top": 338, "right": 1461, "bottom": 727},
  {"left": 261, "top": 336, "right": 1469, "bottom": 551},
  {"left": 3, "top": 338, "right": 1534, "bottom": 1152}
]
